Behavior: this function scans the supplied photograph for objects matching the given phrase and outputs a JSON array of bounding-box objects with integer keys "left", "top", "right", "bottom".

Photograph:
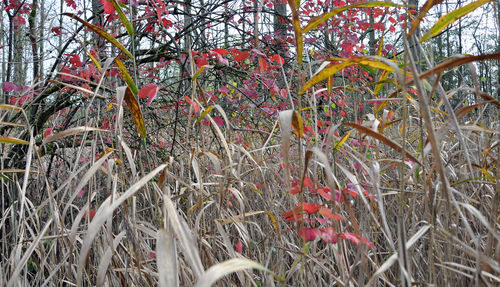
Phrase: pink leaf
[
  {"left": 298, "top": 227, "right": 321, "bottom": 242},
  {"left": 139, "top": 83, "right": 159, "bottom": 107},
  {"left": 213, "top": 116, "right": 224, "bottom": 127},
  {"left": 320, "top": 227, "right": 338, "bottom": 243},
  {"left": 3, "top": 82, "right": 20, "bottom": 92}
]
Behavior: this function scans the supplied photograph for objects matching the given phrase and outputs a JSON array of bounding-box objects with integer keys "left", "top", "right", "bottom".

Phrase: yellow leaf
[
  {"left": 110, "top": 0, "right": 134, "bottom": 36},
  {"left": 299, "top": 57, "right": 394, "bottom": 95},
  {"left": 115, "top": 58, "right": 139, "bottom": 95},
  {"left": 195, "top": 106, "right": 214, "bottom": 126},
  {"left": 63, "top": 13, "right": 133, "bottom": 59},
  {"left": 0, "top": 136, "right": 29, "bottom": 145},
  {"left": 420, "top": 0, "right": 491, "bottom": 42},
  {"left": 335, "top": 131, "right": 351, "bottom": 150},
  {"left": 407, "top": 0, "right": 444, "bottom": 39}
]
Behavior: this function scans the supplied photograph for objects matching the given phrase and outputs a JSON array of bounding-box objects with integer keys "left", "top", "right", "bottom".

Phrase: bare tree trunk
[
  {"left": 29, "top": 0, "right": 39, "bottom": 81},
  {"left": 13, "top": 20, "right": 25, "bottom": 85},
  {"left": 254, "top": 0, "right": 260, "bottom": 47},
  {"left": 224, "top": 6, "right": 229, "bottom": 47},
  {"left": 369, "top": 11, "right": 375, "bottom": 55},
  {"left": 273, "top": 0, "right": 286, "bottom": 51},
  {"left": 39, "top": 0, "right": 45, "bottom": 76}
]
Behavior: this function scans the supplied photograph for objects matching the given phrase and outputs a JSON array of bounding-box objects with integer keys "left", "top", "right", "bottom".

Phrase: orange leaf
[
  {"left": 124, "top": 87, "right": 147, "bottom": 138},
  {"left": 258, "top": 57, "right": 268, "bottom": 73},
  {"left": 319, "top": 207, "right": 345, "bottom": 221}
]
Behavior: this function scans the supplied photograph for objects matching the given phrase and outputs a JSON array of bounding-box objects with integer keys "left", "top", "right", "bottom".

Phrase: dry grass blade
[
  {"left": 286, "top": 0, "right": 302, "bottom": 66},
  {"left": 42, "top": 126, "right": 109, "bottom": 144},
  {"left": 120, "top": 138, "right": 137, "bottom": 179},
  {"left": 460, "top": 204, "right": 500, "bottom": 243},
  {"left": 76, "top": 164, "right": 167, "bottom": 286},
  {"left": 279, "top": 110, "right": 294, "bottom": 189},
  {"left": 343, "top": 122, "right": 421, "bottom": 165},
  {"left": 419, "top": 54, "right": 500, "bottom": 89},
  {"left": 0, "top": 104, "right": 23, "bottom": 111},
  {"left": 7, "top": 218, "right": 53, "bottom": 287},
  {"left": 194, "top": 258, "right": 282, "bottom": 287},
  {"left": 48, "top": 79, "right": 105, "bottom": 99},
  {"left": 367, "top": 224, "right": 430, "bottom": 285},
  {"left": 157, "top": 228, "right": 179, "bottom": 287},
  {"left": 96, "top": 231, "right": 126, "bottom": 286},
  {"left": 454, "top": 101, "right": 494, "bottom": 119},
  {"left": 162, "top": 192, "right": 205, "bottom": 280},
  {"left": 0, "top": 121, "right": 24, "bottom": 127},
  {"left": 0, "top": 169, "right": 38, "bottom": 174}
]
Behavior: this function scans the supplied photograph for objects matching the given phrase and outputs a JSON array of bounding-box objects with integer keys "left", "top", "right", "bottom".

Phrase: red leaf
[
  {"left": 271, "top": 54, "right": 285, "bottom": 65},
  {"left": 51, "top": 26, "right": 63, "bottom": 36},
  {"left": 184, "top": 96, "right": 199, "bottom": 113},
  {"left": 212, "top": 48, "right": 229, "bottom": 56},
  {"left": 301, "top": 202, "right": 321, "bottom": 214},
  {"left": 340, "top": 232, "right": 360, "bottom": 244},
  {"left": 44, "top": 128, "right": 54, "bottom": 138},
  {"left": 315, "top": 187, "right": 332, "bottom": 200},
  {"left": 64, "top": 0, "right": 76, "bottom": 9},
  {"left": 196, "top": 55, "right": 209, "bottom": 68},
  {"left": 139, "top": 83, "right": 159, "bottom": 107},
  {"left": 234, "top": 51, "right": 250, "bottom": 62},
  {"left": 339, "top": 232, "right": 373, "bottom": 248},
  {"left": 100, "top": 0, "right": 115, "bottom": 14},
  {"left": 258, "top": 57, "right": 268, "bottom": 73},
  {"left": 235, "top": 240, "right": 243, "bottom": 254},
  {"left": 69, "top": 54, "right": 82, "bottom": 68},
  {"left": 303, "top": 177, "right": 313, "bottom": 188},
  {"left": 283, "top": 213, "right": 303, "bottom": 222},
  {"left": 83, "top": 209, "right": 96, "bottom": 221}
]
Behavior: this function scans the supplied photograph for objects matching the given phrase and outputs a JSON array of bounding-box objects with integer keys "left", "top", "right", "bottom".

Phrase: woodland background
[{"left": 0, "top": 0, "right": 499, "bottom": 286}]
